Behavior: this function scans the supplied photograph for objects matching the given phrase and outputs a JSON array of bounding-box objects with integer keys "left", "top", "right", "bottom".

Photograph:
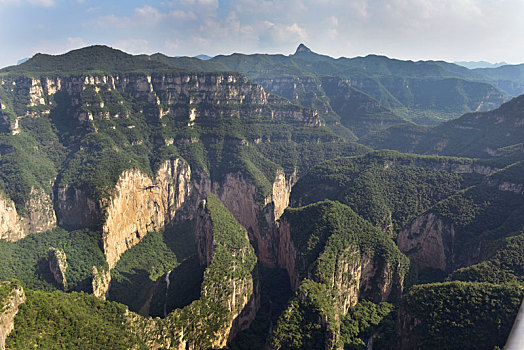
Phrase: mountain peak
[{"left": 294, "top": 43, "right": 312, "bottom": 55}]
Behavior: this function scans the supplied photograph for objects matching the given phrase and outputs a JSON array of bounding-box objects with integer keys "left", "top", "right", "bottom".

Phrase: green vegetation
[
  {"left": 6, "top": 289, "right": 147, "bottom": 349},
  {"left": 0, "top": 228, "right": 106, "bottom": 292},
  {"left": 109, "top": 220, "right": 198, "bottom": 314},
  {"left": 0, "top": 45, "right": 177, "bottom": 75},
  {"left": 149, "top": 46, "right": 507, "bottom": 132},
  {"left": 283, "top": 200, "right": 409, "bottom": 294},
  {"left": 401, "top": 281, "right": 524, "bottom": 350},
  {"left": 340, "top": 300, "right": 396, "bottom": 350},
  {"left": 271, "top": 280, "right": 337, "bottom": 350},
  {"left": 149, "top": 194, "right": 258, "bottom": 348},
  {"left": 362, "top": 94, "right": 524, "bottom": 159},
  {"left": 270, "top": 201, "right": 409, "bottom": 349},
  {"left": 292, "top": 151, "right": 480, "bottom": 235},
  {"left": 0, "top": 280, "right": 21, "bottom": 309},
  {"left": 449, "top": 232, "right": 524, "bottom": 284}
]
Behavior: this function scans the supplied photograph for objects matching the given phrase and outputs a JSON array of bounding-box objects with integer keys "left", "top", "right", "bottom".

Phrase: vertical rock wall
[
  {"left": 0, "top": 282, "right": 26, "bottom": 350},
  {"left": 102, "top": 158, "right": 191, "bottom": 269}
]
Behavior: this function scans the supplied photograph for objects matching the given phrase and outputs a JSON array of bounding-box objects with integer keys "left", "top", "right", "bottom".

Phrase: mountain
[
  {"left": 0, "top": 45, "right": 523, "bottom": 349},
  {"left": 454, "top": 60, "right": 507, "bottom": 69},
  {"left": 1, "top": 45, "right": 175, "bottom": 74},
  {"left": 145, "top": 45, "right": 509, "bottom": 138},
  {"left": 361, "top": 94, "right": 524, "bottom": 159},
  {"left": 194, "top": 54, "right": 212, "bottom": 60},
  {"left": 294, "top": 43, "right": 313, "bottom": 54},
  {"left": 475, "top": 64, "right": 524, "bottom": 96}
]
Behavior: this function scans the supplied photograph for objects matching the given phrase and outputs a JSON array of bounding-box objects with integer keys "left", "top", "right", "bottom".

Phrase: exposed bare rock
[
  {"left": 394, "top": 307, "right": 422, "bottom": 350},
  {"left": 277, "top": 215, "right": 405, "bottom": 315},
  {"left": 56, "top": 186, "right": 101, "bottom": 229},
  {"left": 0, "top": 194, "right": 26, "bottom": 241},
  {"left": 397, "top": 212, "right": 454, "bottom": 272},
  {"left": 137, "top": 196, "right": 258, "bottom": 349},
  {"left": 102, "top": 158, "right": 191, "bottom": 269},
  {"left": 91, "top": 266, "right": 111, "bottom": 300},
  {"left": 48, "top": 247, "right": 68, "bottom": 290},
  {"left": 0, "top": 187, "right": 56, "bottom": 242},
  {"left": 25, "top": 187, "right": 56, "bottom": 233},
  {"left": 210, "top": 170, "right": 297, "bottom": 267},
  {"left": 0, "top": 282, "right": 26, "bottom": 350}
]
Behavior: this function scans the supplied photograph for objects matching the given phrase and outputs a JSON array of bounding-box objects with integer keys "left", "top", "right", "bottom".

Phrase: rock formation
[
  {"left": 136, "top": 195, "right": 258, "bottom": 349},
  {"left": 0, "top": 188, "right": 56, "bottom": 242},
  {"left": 397, "top": 212, "right": 454, "bottom": 272},
  {"left": 91, "top": 266, "right": 111, "bottom": 300},
  {"left": 0, "top": 282, "right": 26, "bottom": 350},
  {"left": 102, "top": 158, "right": 191, "bottom": 269},
  {"left": 48, "top": 247, "right": 68, "bottom": 290}
]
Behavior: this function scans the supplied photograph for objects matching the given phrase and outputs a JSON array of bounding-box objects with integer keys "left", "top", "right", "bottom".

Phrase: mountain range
[{"left": 0, "top": 44, "right": 522, "bottom": 350}]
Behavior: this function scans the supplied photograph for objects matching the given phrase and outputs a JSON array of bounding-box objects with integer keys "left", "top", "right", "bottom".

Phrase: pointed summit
[{"left": 294, "top": 43, "right": 312, "bottom": 55}]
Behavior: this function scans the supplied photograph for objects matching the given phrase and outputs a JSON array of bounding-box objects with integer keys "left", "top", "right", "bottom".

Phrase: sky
[{"left": 1, "top": 0, "right": 524, "bottom": 68}]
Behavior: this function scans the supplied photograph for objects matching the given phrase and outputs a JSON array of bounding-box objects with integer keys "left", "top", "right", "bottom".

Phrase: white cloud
[
  {"left": 113, "top": 39, "right": 150, "bottom": 54},
  {"left": 95, "top": 5, "right": 167, "bottom": 29},
  {"left": 169, "top": 10, "right": 197, "bottom": 20},
  {"left": 260, "top": 22, "right": 307, "bottom": 45},
  {"left": 66, "top": 37, "right": 87, "bottom": 50}
]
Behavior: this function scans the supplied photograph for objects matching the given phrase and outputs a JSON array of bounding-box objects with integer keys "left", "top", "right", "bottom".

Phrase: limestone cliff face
[
  {"left": 91, "top": 266, "right": 111, "bottom": 300},
  {"left": 138, "top": 196, "right": 258, "bottom": 349},
  {"left": 0, "top": 282, "right": 26, "bottom": 350},
  {"left": 397, "top": 212, "right": 454, "bottom": 272},
  {"left": 103, "top": 158, "right": 191, "bottom": 269},
  {"left": 0, "top": 194, "right": 26, "bottom": 241},
  {"left": 277, "top": 217, "right": 404, "bottom": 315},
  {"left": 56, "top": 186, "right": 101, "bottom": 230},
  {"left": 48, "top": 248, "right": 68, "bottom": 290},
  {"left": 0, "top": 187, "right": 56, "bottom": 242},
  {"left": 208, "top": 170, "right": 297, "bottom": 267}
]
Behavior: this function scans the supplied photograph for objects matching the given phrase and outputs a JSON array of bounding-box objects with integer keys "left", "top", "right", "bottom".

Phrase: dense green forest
[{"left": 0, "top": 45, "right": 523, "bottom": 349}]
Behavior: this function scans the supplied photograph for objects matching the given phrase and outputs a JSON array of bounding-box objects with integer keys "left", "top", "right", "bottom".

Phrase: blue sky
[{"left": 1, "top": 0, "right": 523, "bottom": 68}]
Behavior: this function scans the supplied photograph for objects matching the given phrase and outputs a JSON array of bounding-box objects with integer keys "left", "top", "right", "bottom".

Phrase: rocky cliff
[
  {"left": 278, "top": 216, "right": 405, "bottom": 315},
  {"left": 208, "top": 169, "right": 296, "bottom": 267},
  {"left": 48, "top": 248, "right": 68, "bottom": 290},
  {"left": 0, "top": 187, "right": 56, "bottom": 242},
  {"left": 276, "top": 201, "right": 409, "bottom": 321},
  {"left": 397, "top": 212, "right": 454, "bottom": 272},
  {"left": 91, "top": 266, "right": 111, "bottom": 300},
  {"left": 0, "top": 282, "right": 26, "bottom": 350},
  {"left": 102, "top": 158, "right": 191, "bottom": 269},
  {"left": 137, "top": 195, "right": 258, "bottom": 349}
]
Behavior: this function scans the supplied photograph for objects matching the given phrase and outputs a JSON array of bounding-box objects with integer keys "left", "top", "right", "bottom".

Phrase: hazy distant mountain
[
  {"left": 454, "top": 61, "right": 507, "bottom": 69},
  {"left": 194, "top": 54, "right": 212, "bottom": 60},
  {"left": 361, "top": 93, "right": 524, "bottom": 159}
]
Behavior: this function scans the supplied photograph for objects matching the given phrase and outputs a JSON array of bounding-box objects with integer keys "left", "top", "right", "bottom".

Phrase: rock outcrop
[
  {"left": 48, "top": 248, "right": 68, "bottom": 290},
  {"left": 210, "top": 169, "right": 297, "bottom": 267},
  {"left": 91, "top": 266, "right": 111, "bottom": 300},
  {"left": 137, "top": 195, "right": 258, "bottom": 349},
  {"left": 55, "top": 186, "right": 101, "bottom": 230},
  {"left": 0, "top": 194, "right": 26, "bottom": 241},
  {"left": 102, "top": 158, "right": 191, "bottom": 269},
  {"left": 0, "top": 282, "right": 26, "bottom": 350},
  {"left": 0, "top": 188, "right": 56, "bottom": 242},
  {"left": 278, "top": 217, "right": 404, "bottom": 314},
  {"left": 277, "top": 202, "right": 408, "bottom": 318},
  {"left": 397, "top": 212, "right": 454, "bottom": 272}
]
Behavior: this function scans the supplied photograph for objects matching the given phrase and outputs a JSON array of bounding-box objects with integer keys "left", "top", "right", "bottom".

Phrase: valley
[{"left": 0, "top": 45, "right": 522, "bottom": 349}]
